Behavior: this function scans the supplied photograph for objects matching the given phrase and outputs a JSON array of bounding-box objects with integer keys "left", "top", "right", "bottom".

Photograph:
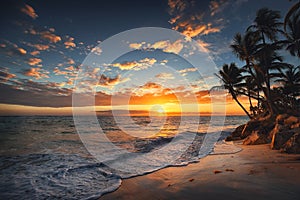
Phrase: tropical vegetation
[{"left": 216, "top": 1, "right": 300, "bottom": 119}]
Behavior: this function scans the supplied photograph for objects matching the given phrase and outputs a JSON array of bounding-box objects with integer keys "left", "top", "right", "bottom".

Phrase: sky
[{"left": 0, "top": 0, "right": 298, "bottom": 116}]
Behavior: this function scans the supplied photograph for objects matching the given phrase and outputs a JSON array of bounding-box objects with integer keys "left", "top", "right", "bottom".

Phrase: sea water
[{"left": 0, "top": 115, "right": 248, "bottom": 199}]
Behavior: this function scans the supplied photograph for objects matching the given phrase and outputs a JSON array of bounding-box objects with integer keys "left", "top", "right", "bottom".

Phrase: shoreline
[{"left": 101, "top": 142, "right": 300, "bottom": 200}]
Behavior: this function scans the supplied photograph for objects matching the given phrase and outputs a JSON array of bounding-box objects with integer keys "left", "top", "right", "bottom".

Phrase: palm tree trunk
[
  {"left": 233, "top": 95, "right": 252, "bottom": 119},
  {"left": 248, "top": 89, "right": 254, "bottom": 116},
  {"left": 257, "top": 90, "right": 260, "bottom": 112},
  {"left": 259, "top": 31, "right": 277, "bottom": 117},
  {"left": 230, "top": 89, "right": 252, "bottom": 119}
]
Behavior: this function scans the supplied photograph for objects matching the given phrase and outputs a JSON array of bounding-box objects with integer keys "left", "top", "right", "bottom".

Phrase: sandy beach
[{"left": 101, "top": 142, "right": 300, "bottom": 200}]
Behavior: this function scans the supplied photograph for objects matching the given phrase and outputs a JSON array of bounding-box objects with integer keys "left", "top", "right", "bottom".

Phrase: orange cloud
[
  {"left": 178, "top": 67, "right": 197, "bottom": 76},
  {"left": 168, "top": 0, "right": 222, "bottom": 38},
  {"left": 53, "top": 67, "right": 77, "bottom": 77},
  {"left": 98, "top": 74, "right": 130, "bottom": 88},
  {"left": 155, "top": 73, "right": 175, "bottom": 80},
  {"left": 0, "top": 69, "right": 16, "bottom": 82},
  {"left": 129, "top": 40, "right": 184, "bottom": 54},
  {"left": 68, "top": 58, "right": 75, "bottom": 65},
  {"left": 21, "top": 4, "right": 38, "bottom": 19},
  {"left": 91, "top": 46, "right": 102, "bottom": 55},
  {"left": 129, "top": 42, "right": 144, "bottom": 49},
  {"left": 17, "top": 48, "right": 27, "bottom": 55},
  {"left": 111, "top": 58, "right": 157, "bottom": 71},
  {"left": 23, "top": 68, "right": 49, "bottom": 79},
  {"left": 27, "top": 58, "right": 42, "bottom": 66},
  {"left": 132, "top": 82, "right": 165, "bottom": 97},
  {"left": 33, "top": 44, "right": 50, "bottom": 51},
  {"left": 40, "top": 31, "right": 61, "bottom": 43},
  {"left": 4, "top": 42, "right": 27, "bottom": 56},
  {"left": 30, "top": 51, "right": 40, "bottom": 56},
  {"left": 168, "top": 0, "right": 187, "bottom": 13},
  {"left": 53, "top": 67, "right": 68, "bottom": 75},
  {"left": 210, "top": 0, "right": 220, "bottom": 16},
  {"left": 179, "top": 23, "right": 220, "bottom": 38},
  {"left": 209, "top": 0, "right": 230, "bottom": 16},
  {"left": 65, "top": 66, "right": 75, "bottom": 71},
  {"left": 64, "top": 37, "right": 76, "bottom": 49},
  {"left": 178, "top": 67, "right": 197, "bottom": 73},
  {"left": 196, "top": 39, "right": 211, "bottom": 53}
]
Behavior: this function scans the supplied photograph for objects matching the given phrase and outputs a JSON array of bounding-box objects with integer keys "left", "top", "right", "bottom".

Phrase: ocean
[{"left": 0, "top": 115, "right": 248, "bottom": 199}]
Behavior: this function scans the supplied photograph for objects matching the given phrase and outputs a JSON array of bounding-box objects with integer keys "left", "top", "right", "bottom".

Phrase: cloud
[
  {"left": 0, "top": 68, "right": 16, "bottom": 83},
  {"left": 17, "top": 48, "right": 27, "bottom": 55},
  {"left": 64, "top": 37, "right": 76, "bottom": 49},
  {"left": 33, "top": 44, "right": 50, "bottom": 51},
  {"left": 68, "top": 58, "right": 75, "bottom": 65},
  {"left": 168, "top": 0, "right": 187, "bottom": 14},
  {"left": 23, "top": 68, "right": 49, "bottom": 79},
  {"left": 53, "top": 67, "right": 68, "bottom": 75},
  {"left": 154, "top": 40, "right": 183, "bottom": 54},
  {"left": 177, "top": 23, "right": 221, "bottom": 38},
  {"left": 20, "top": 4, "right": 38, "bottom": 19},
  {"left": 167, "top": 0, "right": 222, "bottom": 38},
  {"left": 141, "top": 82, "right": 162, "bottom": 90},
  {"left": 27, "top": 58, "right": 42, "bottom": 66},
  {"left": 2, "top": 42, "right": 27, "bottom": 56},
  {"left": 111, "top": 58, "right": 157, "bottom": 71},
  {"left": 129, "top": 42, "right": 145, "bottom": 49},
  {"left": 178, "top": 67, "right": 197, "bottom": 76},
  {"left": 155, "top": 73, "right": 175, "bottom": 80},
  {"left": 0, "top": 81, "right": 71, "bottom": 107},
  {"left": 209, "top": 0, "right": 221, "bottom": 16},
  {"left": 65, "top": 66, "right": 75, "bottom": 71},
  {"left": 169, "top": 15, "right": 181, "bottom": 24},
  {"left": 53, "top": 67, "right": 77, "bottom": 77},
  {"left": 98, "top": 74, "right": 129, "bottom": 87},
  {"left": 30, "top": 51, "right": 40, "bottom": 56},
  {"left": 91, "top": 46, "right": 102, "bottom": 55},
  {"left": 40, "top": 31, "right": 61, "bottom": 43},
  {"left": 0, "top": 79, "right": 115, "bottom": 107},
  {"left": 196, "top": 39, "right": 211, "bottom": 53},
  {"left": 209, "top": 0, "right": 242, "bottom": 17},
  {"left": 129, "top": 40, "right": 184, "bottom": 54},
  {"left": 132, "top": 82, "right": 164, "bottom": 97},
  {"left": 66, "top": 78, "right": 75, "bottom": 86}
]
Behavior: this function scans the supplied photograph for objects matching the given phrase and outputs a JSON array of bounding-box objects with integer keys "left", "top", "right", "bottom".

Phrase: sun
[
  {"left": 156, "top": 107, "right": 164, "bottom": 114},
  {"left": 150, "top": 104, "right": 166, "bottom": 116}
]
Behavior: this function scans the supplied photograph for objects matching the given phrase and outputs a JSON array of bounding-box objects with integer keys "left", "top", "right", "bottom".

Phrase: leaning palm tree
[
  {"left": 215, "top": 63, "right": 252, "bottom": 118},
  {"left": 283, "top": 10, "right": 300, "bottom": 57},
  {"left": 231, "top": 31, "right": 260, "bottom": 77},
  {"left": 244, "top": 76, "right": 256, "bottom": 116}
]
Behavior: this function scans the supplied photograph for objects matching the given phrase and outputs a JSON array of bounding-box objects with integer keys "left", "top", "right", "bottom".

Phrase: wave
[{"left": 0, "top": 116, "right": 248, "bottom": 199}]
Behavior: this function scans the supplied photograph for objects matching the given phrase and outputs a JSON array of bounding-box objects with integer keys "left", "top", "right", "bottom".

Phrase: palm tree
[
  {"left": 230, "top": 31, "right": 262, "bottom": 116},
  {"left": 215, "top": 63, "right": 252, "bottom": 118},
  {"left": 244, "top": 76, "right": 256, "bottom": 116},
  {"left": 276, "top": 65, "right": 300, "bottom": 98},
  {"left": 231, "top": 31, "right": 260, "bottom": 78},
  {"left": 283, "top": 10, "right": 300, "bottom": 57},
  {"left": 284, "top": 0, "right": 300, "bottom": 32},
  {"left": 248, "top": 8, "right": 283, "bottom": 44},
  {"left": 247, "top": 8, "right": 283, "bottom": 117}
]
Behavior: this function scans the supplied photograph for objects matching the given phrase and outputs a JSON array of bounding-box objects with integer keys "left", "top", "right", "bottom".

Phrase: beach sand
[{"left": 101, "top": 142, "right": 300, "bottom": 200}]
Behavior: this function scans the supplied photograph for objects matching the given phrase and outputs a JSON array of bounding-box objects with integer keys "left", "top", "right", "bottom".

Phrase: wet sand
[{"left": 101, "top": 142, "right": 300, "bottom": 200}]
